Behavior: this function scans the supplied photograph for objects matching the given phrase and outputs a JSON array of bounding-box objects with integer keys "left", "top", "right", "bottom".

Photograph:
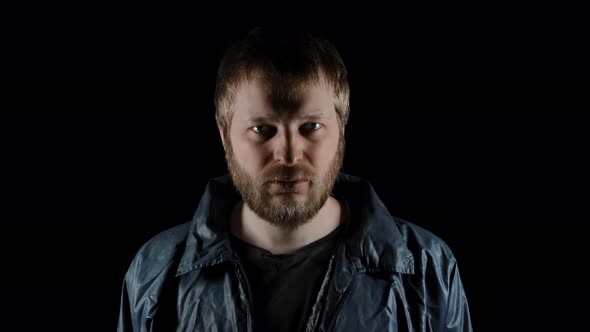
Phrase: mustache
[{"left": 262, "top": 165, "right": 317, "bottom": 183}]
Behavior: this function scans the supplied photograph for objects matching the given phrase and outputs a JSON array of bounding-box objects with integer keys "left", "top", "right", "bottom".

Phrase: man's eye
[
  {"left": 302, "top": 123, "right": 322, "bottom": 131},
  {"left": 251, "top": 126, "right": 275, "bottom": 134}
]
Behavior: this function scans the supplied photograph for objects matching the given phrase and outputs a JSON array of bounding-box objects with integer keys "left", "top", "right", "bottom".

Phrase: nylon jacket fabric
[{"left": 118, "top": 173, "right": 472, "bottom": 331}]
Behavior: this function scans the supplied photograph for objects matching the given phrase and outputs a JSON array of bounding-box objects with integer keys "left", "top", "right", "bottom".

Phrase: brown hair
[{"left": 214, "top": 26, "right": 350, "bottom": 134}]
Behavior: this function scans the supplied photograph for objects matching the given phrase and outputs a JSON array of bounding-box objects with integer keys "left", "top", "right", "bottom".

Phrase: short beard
[{"left": 225, "top": 131, "right": 345, "bottom": 230}]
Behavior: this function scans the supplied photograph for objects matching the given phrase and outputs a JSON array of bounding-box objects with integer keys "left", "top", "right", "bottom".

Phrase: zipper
[
  {"left": 322, "top": 257, "right": 364, "bottom": 331},
  {"left": 325, "top": 270, "right": 360, "bottom": 331},
  {"left": 304, "top": 252, "right": 336, "bottom": 332},
  {"left": 233, "top": 256, "right": 254, "bottom": 332}
]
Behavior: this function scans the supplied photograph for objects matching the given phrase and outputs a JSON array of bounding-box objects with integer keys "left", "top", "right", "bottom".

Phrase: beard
[{"left": 225, "top": 132, "right": 345, "bottom": 230}]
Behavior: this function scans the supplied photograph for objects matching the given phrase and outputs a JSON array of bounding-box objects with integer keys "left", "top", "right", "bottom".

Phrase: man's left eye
[{"left": 302, "top": 123, "right": 322, "bottom": 131}]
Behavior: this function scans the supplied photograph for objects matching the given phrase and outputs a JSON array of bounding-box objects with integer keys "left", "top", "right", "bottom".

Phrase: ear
[{"left": 218, "top": 126, "right": 227, "bottom": 151}]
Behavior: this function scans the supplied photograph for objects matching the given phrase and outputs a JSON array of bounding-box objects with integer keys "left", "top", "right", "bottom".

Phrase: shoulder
[
  {"left": 391, "top": 217, "right": 472, "bottom": 330},
  {"left": 119, "top": 223, "right": 192, "bottom": 327},
  {"left": 393, "top": 217, "right": 458, "bottom": 268},
  {"left": 125, "top": 222, "right": 191, "bottom": 283}
]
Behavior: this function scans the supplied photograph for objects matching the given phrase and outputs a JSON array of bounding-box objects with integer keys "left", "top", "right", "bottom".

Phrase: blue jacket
[{"left": 118, "top": 173, "right": 472, "bottom": 331}]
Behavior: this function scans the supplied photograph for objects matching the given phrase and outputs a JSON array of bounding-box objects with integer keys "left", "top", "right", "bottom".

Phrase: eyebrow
[{"left": 247, "top": 112, "right": 326, "bottom": 123}]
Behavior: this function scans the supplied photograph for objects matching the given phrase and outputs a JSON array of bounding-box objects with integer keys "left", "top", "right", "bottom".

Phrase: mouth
[
  {"left": 269, "top": 179, "right": 308, "bottom": 184},
  {"left": 267, "top": 179, "right": 309, "bottom": 192}
]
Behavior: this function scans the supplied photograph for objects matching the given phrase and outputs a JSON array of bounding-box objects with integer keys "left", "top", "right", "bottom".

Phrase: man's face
[{"left": 221, "top": 76, "right": 345, "bottom": 230}]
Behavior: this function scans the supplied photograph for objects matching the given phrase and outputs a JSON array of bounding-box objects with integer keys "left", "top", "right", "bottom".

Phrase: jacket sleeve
[
  {"left": 117, "top": 268, "right": 137, "bottom": 332},
  {"left": 441, "top": 258, "right": 472, "bottom": 332},
  {"left": 117, "top": 252, "right": 149, "bottom": 332}
]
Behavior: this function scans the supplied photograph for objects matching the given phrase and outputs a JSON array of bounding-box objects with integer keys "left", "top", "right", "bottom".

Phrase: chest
[{"left": 173, "top": 265, "right": 412, "bottom": 332}]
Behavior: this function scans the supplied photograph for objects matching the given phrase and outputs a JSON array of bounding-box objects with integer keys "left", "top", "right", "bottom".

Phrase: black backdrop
[{"left": 2, "top": 7, "right": 590, "bottom": 332}]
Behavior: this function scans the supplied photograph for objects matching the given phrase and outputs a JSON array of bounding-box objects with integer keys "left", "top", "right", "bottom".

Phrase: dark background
[{"left": 2, "top": 5, "right": 589, "bottom": 332}]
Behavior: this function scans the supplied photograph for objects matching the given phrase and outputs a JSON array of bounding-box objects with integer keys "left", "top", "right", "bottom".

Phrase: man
[{"left": 118, "top": 26, "right": 472, "bottom": 331}]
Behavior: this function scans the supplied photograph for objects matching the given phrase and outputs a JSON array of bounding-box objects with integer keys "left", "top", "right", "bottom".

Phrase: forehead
[{"left": 232, "top": 75, "right": 336, "bottom": 121}]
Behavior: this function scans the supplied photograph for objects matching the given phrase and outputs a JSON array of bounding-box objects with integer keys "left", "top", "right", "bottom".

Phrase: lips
[
  {"left": 268, "top": 178, "right": 307, "bottom": 183},
  {"left": 267, "top": 179, "right": 309, "bottom": 192}
]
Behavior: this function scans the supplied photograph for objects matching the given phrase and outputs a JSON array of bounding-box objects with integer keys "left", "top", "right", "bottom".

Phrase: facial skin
[{"left": 219, "top": 75, "right": 345, "bottom": 230}]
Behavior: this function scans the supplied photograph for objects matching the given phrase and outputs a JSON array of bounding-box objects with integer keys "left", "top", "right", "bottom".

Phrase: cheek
[
  {"left": 313, "top": 132, "right": 340, "bottom": 169},
  {"left": 230, "top": 134, "right": 268, "bottom": 172}
]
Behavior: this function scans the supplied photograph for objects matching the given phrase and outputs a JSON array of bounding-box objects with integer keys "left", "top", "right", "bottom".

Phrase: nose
[{"left": 273, "top": 127, "right": 304, "bottom": 167}]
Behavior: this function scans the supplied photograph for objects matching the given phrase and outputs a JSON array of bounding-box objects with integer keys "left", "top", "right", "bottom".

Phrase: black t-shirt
[{"left": 230, "top": 199, "right": 349, "bottom": 332}]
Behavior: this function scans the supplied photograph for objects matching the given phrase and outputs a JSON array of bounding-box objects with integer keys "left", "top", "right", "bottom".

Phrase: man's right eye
[{"left": 251, "top": 126, "right": 275, "bottom": 134}]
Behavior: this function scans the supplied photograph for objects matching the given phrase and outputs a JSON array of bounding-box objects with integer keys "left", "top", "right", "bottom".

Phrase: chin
[{"left": 271, "top": 192, "right": 308, "bottom": 204}]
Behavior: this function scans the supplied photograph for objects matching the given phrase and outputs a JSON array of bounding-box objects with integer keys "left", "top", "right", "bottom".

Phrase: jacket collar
[{"left": 176, "top": 173, "right": 414, "bottom": 276}]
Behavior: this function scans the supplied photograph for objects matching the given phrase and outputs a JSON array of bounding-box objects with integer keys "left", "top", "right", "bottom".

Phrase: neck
[{"left": 230, "top": 196, "right": 342, "bottom": 255}]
